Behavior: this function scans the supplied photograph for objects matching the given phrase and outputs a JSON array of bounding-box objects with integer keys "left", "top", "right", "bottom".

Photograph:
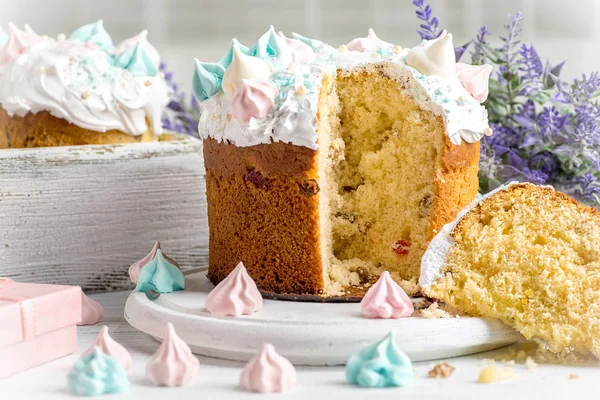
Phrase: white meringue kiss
[
  {"left": 205, "top": 262, "right": 263, "bottom": 316},
  {"left": 231, "top": 79, "right": 277, "bottom": 123},
  {"left": 222, "top": 46, "right": 270, "bottom": 98},
  {"left": 82, "top": 326, "right": 133, "bottom": 371},
  {"left": 360, "top": 271, "right": 414, "bottom": 319},
  {"left": 346, "top": 28, "right": 392, "bottom": 52},
  {"left": 146, "top": 323, "right": 200, "bottom": 386},
  {"left": 406, "top": 30, "right": 456, "bottom": 77},
  {"left": 79, "top": 291, "right": 104, "bottom": 326},
  {"left": 240, "top": 344, "right": 296, "bottom": 393}
]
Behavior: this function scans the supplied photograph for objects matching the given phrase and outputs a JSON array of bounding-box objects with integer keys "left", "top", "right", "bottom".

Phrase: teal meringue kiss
[
  {"left": 135, "top": 248, "right": 185, "bottom": 293},
  {"left": 345, "top": 332, "right": 413, "bottom": 388},
  {"left": 67, "top": 346, "right": 129, "bottom": 396}
]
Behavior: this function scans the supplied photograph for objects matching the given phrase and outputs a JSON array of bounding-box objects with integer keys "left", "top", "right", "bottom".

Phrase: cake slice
[{"left": 420, "top": 182, "right": 600, "bottom": 357}]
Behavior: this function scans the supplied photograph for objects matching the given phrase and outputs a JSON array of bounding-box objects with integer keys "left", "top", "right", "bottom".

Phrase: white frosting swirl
[
  {"left": 0, "top": 37, "right": 169, "bottom": 136},
  {"left": 198, "top": 32, "right": 489, "bottom": 149}
]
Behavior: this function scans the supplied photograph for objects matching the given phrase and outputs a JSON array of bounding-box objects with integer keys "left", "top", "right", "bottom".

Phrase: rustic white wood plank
[{"left": 0, "top": 135, "right": 208, "bottom": 292}]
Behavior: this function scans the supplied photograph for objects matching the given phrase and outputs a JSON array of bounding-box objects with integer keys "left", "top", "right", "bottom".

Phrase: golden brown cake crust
[
  {"left": 453, "top": 183, "right": 600, "bottom": 238},
  {"left": 430, "top": 136, "right": 481, "bottom": 238},
  {"left": 204, "top": 73, "right": 481, "bottom": 297},
  {"left": 0, "top": 109, "right": 154, "bottom": 149},
  {"left": 204, "top": 138, "right": 326, "bottom": 295}
]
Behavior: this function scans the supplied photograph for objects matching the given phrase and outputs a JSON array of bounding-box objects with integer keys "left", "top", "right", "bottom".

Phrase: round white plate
[{"left": 124, "top": 268, "right": 522, "bottom": 366}]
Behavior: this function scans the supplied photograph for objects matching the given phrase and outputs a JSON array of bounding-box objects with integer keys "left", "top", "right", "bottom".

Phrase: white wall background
[{"left": 1, "top": 0, "right": 598, "bottom": 92}]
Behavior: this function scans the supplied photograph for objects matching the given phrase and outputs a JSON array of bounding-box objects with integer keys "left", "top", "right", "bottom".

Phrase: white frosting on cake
[
  {"left": 0, "top": 33, "right": 169, "bottom": 136},
  {"left": 419, "top": 182, "right": 552, "bottom": 288},
  {"left": 196, "top": 28, "right": 490, "bottom": 149}
]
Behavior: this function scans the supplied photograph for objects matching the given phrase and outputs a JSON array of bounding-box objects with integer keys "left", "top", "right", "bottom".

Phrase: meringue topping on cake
[
  {"left": 222, "top": 46, "right": 271, "bottom": 97},
  {"left": 240, "top": 344, "right": 296, "bottom": 393},
  {"left": 205, "top": 262, "right": 263, "bottom": 316},
  {"left": 346, "top": 28, "right": 392, "bottom": 52},
  {"left": 79, "top": 291, "right": 105, "bottom": 326},
  {"left": 360, "top": 271, "right": 414, "bottom": 319},
  {"left": 231, "top": 79, "right": 278, "bottom": 123},
  {"left": 456, "top": 63, "right": 493, "bottom": 103},
  {"left": 83, "top": 326, "right": 133, "bottom": 371},
  {"left": 405, "top": 30, "right": 456, "bottom": 77},
  {"left": 146, "top": 323, "right": 200, "bottom": 387},
  {"left": 0, "top": 21, "right": 169, "bottom": 136}
]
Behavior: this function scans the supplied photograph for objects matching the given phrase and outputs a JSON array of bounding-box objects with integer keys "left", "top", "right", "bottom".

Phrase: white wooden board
[
  {"left": 124, "top": 269, "right": 523, "bottom": 366},
  {"left": 0, "top": 135, "right": 208, "bottom": 292}
]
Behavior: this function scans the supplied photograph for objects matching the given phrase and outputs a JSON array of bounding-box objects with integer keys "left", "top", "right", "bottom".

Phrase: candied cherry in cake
[{"left": 392, "top": 240, "right": 411, "bottom": 255}]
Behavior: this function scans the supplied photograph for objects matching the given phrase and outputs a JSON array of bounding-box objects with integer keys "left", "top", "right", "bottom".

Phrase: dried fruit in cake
[
  {"left": 421, "top": 182, "right": 600, "bottom": 357},
  {"left": 195, "top": 26, "right": 491, "bottom": 297}
]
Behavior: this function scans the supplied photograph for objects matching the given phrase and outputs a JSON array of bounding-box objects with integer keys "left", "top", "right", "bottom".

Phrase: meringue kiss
[
  {"left": 456, "top": 62, "right": 493, "bottom": 103},
  {"left": 205, "top": 262, "right": 263, "bottom": 316},
  {"left": 231, "top": 79, "right": 278, "bottom": 123},
  {"left": 346, "top": 28, "right": 392, "bottom": 52},
  {"left": 222, "top": 46, "right": 271, "bottom": 97},
  {"left": 83, "top": 326, "right": 133, "bottom": 371},
  {"left": 79, "top": 291, "right": 105, "bottom": 326},
  {"left": 406, "top": 30, "right": 456, "bottom": 77},
  {"left": 360, "top": 271, "right": 414, "bottom": 319},
  {"left": 114, "top": 29, "right": 160, "bottom": 67},
  {"left": 128, "top": 241, "right": 179, "bottom": 284},
  {"left": 0, "top": 23, "right": 41, "bottom": 65},
  {"left": 240, "top": 344, "right": 296, "bottom": 393},
  {"left": 146, "top": 323, "right": 200, "bottom": 387}
]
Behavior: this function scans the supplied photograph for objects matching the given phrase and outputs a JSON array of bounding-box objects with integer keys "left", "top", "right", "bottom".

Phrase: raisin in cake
[
  {"left": 0, "top": 21, "right": 168, "bottom": 149},
  {"left": 194, "top": 27, "right": 492, "bottom": 297},
  {"left": 421, "top": 182, "right": 600, "bottom": 357}
]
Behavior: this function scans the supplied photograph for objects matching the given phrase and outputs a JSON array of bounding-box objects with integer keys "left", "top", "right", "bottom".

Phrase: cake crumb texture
[{"left": 424, "top": 183, "right": 600, "bottom": 357}]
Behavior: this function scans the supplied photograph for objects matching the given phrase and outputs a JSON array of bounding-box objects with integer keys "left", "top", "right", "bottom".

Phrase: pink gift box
[{"left": 0, "top": 278, "right": 82, "bottom": 379}]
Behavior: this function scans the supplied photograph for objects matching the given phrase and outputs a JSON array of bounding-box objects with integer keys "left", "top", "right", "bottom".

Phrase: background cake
[
  {"left": 0, "top": 21, "right": 169, "bottom": 148},
  {"left": 195, "top": 27, "right": 491, "bottom": 297},
  {"left": 421, "top": 183, "right": 600, "bottom": 356}
]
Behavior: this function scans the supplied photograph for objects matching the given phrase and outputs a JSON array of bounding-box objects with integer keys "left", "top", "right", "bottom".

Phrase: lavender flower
[
  {"left": 160, "top": 63, "right": 200, "bottom": 137},
  {"left": 413, "top": 0, "right": 441, "bottom": 41},
  {"left": 413, "top": 1, "right": 600, "bottom": 207}
]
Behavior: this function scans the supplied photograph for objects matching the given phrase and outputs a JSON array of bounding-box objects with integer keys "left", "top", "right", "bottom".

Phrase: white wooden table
[{"left": 1, "top": 290, "right": 597, "bottom": 399}]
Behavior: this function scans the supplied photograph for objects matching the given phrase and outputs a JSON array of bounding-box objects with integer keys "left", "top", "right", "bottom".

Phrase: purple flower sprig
[
  {"left": 413, "top": 0, "right": 441, "bottom": 41},
  {"left": 160, "top": 62, "right": 200, "bottom": 138},
  {"left": 413, "top": 1, "right": 600, "bottom": 207}
]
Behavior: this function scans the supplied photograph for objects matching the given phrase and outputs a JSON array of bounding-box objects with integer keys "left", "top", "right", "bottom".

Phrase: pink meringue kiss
[
  {"left": 456, "top": 63, "right": 493, "bottom": 103},
  {"left": 113, "top": 29, "right": 161, "bottom": 67},
  {"left": 205, "top": 261, "right": 263, "bottom": 316},
  {"left": 231, "top": 79, "right": 278, "bottom": 124},
  {"left": 129, "top": 241, "right": 179, "bottom": 284},
  {"left": 240, "top": 344, "right": 296, "bottom": 393},
  {"left": 79, "top": 291, "right": 105, "bottom": 326},
  {"left": 83, "top": 326, "right": 133, "bottom": 371},
  {"left": 360, "top": 271, "right": 414, "bottom": 319},
  {"left": 279, "top": 34, "right": 315, "bottom": 64},
  {"left": 0, "top": 23, "right": 41, "bottom": 65},
  {"left": 146, "top": 323, "right": 200, "bottom": 387},
  {"left": 346, "top": 28, "right": 392, "bottom": 52}
]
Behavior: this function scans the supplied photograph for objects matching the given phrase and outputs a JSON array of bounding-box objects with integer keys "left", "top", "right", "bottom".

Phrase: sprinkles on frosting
[
  {"left": 193, "top": 26, "right": 491, "bottom": 149},
  {"left": 0, "top": 21, "right": 168, "bottom": 136}
]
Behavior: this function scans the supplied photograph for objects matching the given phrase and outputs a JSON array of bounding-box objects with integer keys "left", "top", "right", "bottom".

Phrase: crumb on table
[
  {"left": 478, "top": 365, "right": 518, "bottom": 384},
  {"left": 428, "top": 362, "right": 456, "bottom": 378}
]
